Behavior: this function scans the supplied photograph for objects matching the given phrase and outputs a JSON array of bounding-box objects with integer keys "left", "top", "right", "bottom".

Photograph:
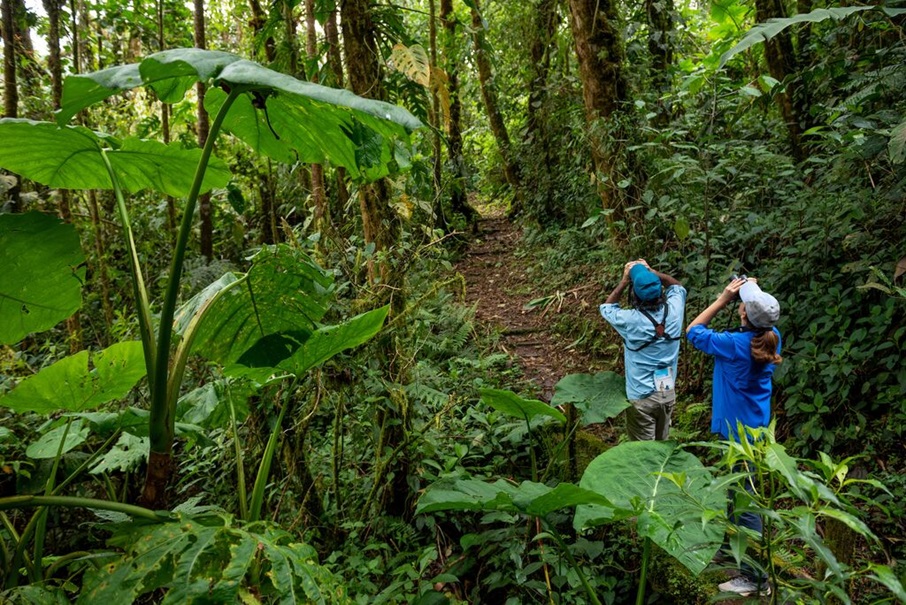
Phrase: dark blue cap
[{"left": 629, "top": 264, "right": 661, "bottom": 301}]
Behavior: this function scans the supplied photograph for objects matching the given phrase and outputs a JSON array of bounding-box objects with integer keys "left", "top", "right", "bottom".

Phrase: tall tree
[
  {"left": 193, "top": 0, "right": 213, "bottom": 260},
  {"left": 521, "top": 0, "right": 559, "bottom": 219},
  {"left": 568, "top": 0, "right": 631, "bottom": 223},
  {"left": 305, "top": 0, "right": 329, "bottom": 238},
  {"left": 323, "top": 6, "right": 350, "bottom": 218},
  {"left": 341, "top": 0, "right": 399, "bottom": 284},
  {"left": 646, "top": 0, "right": 675, "bottom": 122},
  {"left": 469, "top": 0, "right": 523, "bottom": 209},
  {"left": 439, "top": 0, "right": 477, "bottom": 230},
  {"left": 2, "top": 0, "right": 18, "bottom": 119},
  {"left": 754, "top": 0, "right": 811, "bottom": 162},
  {"left": 44, "top": 0, "right": 83, "bottom": 351},
  {"left": 2, "top": 0, "right": 21, "bottom": 212},
  {"left": 428, "top": 0, "right": 442, "bottom": 205},
  {"left": 248, "top": 0, "right": 276, "bottom": 63}
]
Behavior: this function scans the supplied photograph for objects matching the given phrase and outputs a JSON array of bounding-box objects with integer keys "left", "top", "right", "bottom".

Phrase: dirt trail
[{"left": 456, "top": 216, "right": 603, "bottom": 401}]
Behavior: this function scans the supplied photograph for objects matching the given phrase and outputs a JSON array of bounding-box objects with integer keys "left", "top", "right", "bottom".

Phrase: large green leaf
[
  {"left": 188, "top": 246, "right": 336, "bottom": 374},
  {"left": 78, "top": 513, "right": 344, "bottom": 604},
  {"left": 58, "top": 49, "right": 421, "bottom": 181},
  {"left": 0, "top": 212, "right": 85, "bottom": 344},
  {"left": 224, "top": 306, "right": 391, "bottom": 382},
  {"left": 0, "top": 119, "right": 230, "bottom": 197},
  {"left": 25, "top": 420, "right": 90, "bottom": 459},
  {"left": 550, "top": 372, "right": 630, "bottom": 426},
  {"left": 479, "top": 388, "right": 567, "bottom": 424},
  {"left": 416, "top": 479, "right": 612, "bottom": 516},
  {"left": 0, "top": 341, "right": 146, "bottom": 413},
  {"left": 719, "top": 6, "right": 906, "bottom": 67},
  {"left": 575, "top": 441, "right": 724, "bottom": 575},
  {"left": 889, "top": 119, "right": 906, "bottom": 165}
]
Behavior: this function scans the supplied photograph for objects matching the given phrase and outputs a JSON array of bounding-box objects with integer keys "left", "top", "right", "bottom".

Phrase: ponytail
[{"left": 751, "top": 330, "right": 782, "bottom": 365}]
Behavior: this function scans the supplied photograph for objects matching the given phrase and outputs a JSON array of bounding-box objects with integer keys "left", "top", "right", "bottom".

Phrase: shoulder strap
[{"left": 625, "top": 304, "right": 681, "bottom": 352}]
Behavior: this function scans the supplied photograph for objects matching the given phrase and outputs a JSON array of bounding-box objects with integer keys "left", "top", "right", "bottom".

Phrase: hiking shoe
[{"left": 718, "top": 576, "right": 772, "bottom": 597}]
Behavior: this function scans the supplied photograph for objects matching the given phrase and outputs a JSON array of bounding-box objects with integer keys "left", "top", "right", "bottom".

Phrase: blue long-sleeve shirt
[{"left": 686, "top": 324, "right": 781, "bottom": 440}]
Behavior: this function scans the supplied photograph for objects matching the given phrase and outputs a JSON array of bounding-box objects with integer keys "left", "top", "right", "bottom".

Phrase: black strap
[{"left": 625, "top": 304, "right": 682, "bottom": 352}]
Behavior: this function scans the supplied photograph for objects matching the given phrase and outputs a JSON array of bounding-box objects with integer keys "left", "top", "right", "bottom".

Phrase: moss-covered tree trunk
[
  {"left": 440, "top": 0, "right": 478, "bottom": 232},
  {"left": 754, "top": 0, "right": 812, "bottom": 163},
  {"left": 568, "top": 0, "right": 630, "bottom": 224}
]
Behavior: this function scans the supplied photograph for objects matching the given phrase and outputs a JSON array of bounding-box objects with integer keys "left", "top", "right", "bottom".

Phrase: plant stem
[
  {"left": 99, "top": 150, "right": 156, "bottom": 385},
  {"left": 543, "top": 520, "right": 602, "bottom": 605},
  {"left": 636, "top": 536, "right": 651, "bottom": 605},
  {"left": 147, "top": 87, "right": 242, "bottom": 461},
  {"left": 34, "top": 417, "right": 73, "bottom": 580},
  {"left": 249, "top": 388, "right": 291, "bottom": 522},
  {"left": 0, "top": 496, "right": 168, "bottom": 523},
  {"left": 229, "top": 391, "right": 249, "bottom": 521}
]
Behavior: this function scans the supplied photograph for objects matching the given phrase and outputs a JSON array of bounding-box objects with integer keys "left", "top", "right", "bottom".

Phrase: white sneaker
[{"left": 718, "top": 576, "right": 772, "bottom": 597}]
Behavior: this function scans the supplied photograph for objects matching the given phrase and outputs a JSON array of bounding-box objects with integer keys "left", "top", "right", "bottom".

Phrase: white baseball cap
[{"left": 740, "top": 281, "right": 780, "bottom": 329}]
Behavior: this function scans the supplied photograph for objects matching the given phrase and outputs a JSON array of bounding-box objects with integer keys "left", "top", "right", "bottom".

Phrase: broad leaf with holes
[
  {"left": 574, "top": 441, "right": 724, "bottom": 574},
  {"left": 550, "top": 372, "right": 630, "bottom": 425},
  {"left": 0, "top": 212, "right": 85, "bottom": 345},
  {"left": 0, "top": 341, "right": 146, "bottom": 414},
  {"left": 78, "top": 513, "right": 344, "bottom": 604},
  {"left": 480, "top": 388, "right": 567, "bottom": 424},
  {"left": 58, "top": 48, "right": 421, "bottom": 182}
]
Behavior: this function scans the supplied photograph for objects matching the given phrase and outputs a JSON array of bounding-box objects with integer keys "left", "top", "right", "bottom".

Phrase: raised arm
[
  {"left": 604, "top": 260, "right": 639, "bottom": 304},
  {"left": 686, "top": 277, "right": 746, "bottom": 333}
]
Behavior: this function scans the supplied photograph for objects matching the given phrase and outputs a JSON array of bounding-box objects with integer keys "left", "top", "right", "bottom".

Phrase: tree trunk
[
  {"left": 428, "top": 0, "right": 442, "bottom": 211},
  {"left": 521, "top": 0, "right": 558, "bottom": 220},
  {"left": 341, "top": 0, "right": 401, "bottom": 284},
  {"left": 2, "top": 0, "right": 17, "bottom": 120},
  {"left": 323, "top": 9, "right": 350, "bottom": 219},
  {"left": 248, "top": 0, "right": 276, "bottom": 63},
  {"left": 193, "top": 0, "right": 213, "bottom": 260},
  {"left": 754, "top": 0, "right": 811, "bottom": 162},
  {"left": 341, "top": 0, "right": 411, "bottom": 520},
  {"left": 2, "top": 0, "right": 21, "bottom": 212},
  {"left": 470, "top": 0, "right": 522, "bottom": 209},
  {"left": 45, "top": 0, "right": 83, "bottom": 352},
  {"left": 440, "top": 0, "right": 478, "bottom": 231},
  {"left": 568, "top": 0, "right": 630, "bottom": 223},
  {"left": 305, "top": 0, "right": 329, "bottom": 239},
  {"left": 646, "top": 0, "right": 675, "bottom": 123}
]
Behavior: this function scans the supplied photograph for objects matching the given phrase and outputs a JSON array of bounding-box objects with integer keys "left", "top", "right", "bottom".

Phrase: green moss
[{"left": 647, "top": 545, "right": 721, "bottom": 604}]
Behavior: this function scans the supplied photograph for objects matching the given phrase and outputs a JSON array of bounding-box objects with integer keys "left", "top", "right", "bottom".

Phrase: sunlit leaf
[
  {"left": 0, "top": 119, "right": 231, "bottom": 197},
  {"left": 480, "top": 388, "right": 567, "bottom": 424},
  {"left": 59, "top": 48, "right": 421, "bottom": 182},
  {"left": 575, "top": 441, "right": 723, "bottom": 575},
  {"left": 550, "top": 372, "right": 630, "bottom": 425},
  {"left": 0, "top": 341, "right": 146, "bottom": 414},
  {"left": 0, "top": 211, "right": 84, "bottom": 344},
  {"left": 25, "top": 421, "right": 89, "bottom": 459}
]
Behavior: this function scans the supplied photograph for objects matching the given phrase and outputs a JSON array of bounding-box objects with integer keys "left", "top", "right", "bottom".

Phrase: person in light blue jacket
[
  {"left": 600, "top": 260, "right": 686, "bottom": 440},
  {"left": 686, "top": 276, "right": 782, "bottom": 598}
]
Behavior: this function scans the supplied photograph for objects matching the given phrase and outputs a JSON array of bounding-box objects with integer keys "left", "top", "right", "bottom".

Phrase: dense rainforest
[{"left": 0, "top": 0, "right": 905, "bottom": 602}]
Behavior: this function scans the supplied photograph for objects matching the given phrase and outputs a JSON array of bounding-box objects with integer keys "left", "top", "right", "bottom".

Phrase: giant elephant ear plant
[{"left": 0, "top": 48, "right": 421, "bottom": 509}]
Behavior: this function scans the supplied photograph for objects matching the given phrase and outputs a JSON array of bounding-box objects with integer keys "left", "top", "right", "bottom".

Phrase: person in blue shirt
[
  {"left": 686, "top": 276, "right": 782, "bottom": 598},
  {"left": 600, "top": 260, "right": 686, "bottom": 440}
]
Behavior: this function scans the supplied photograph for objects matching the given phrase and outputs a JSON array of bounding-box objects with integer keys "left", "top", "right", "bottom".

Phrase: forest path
[{"left": 455, "top": 214, "right": 605, "bottom": 402}]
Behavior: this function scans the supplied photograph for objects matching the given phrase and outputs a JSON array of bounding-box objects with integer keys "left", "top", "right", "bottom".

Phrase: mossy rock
[{"left": 646, "top": 545, "right": 721, "bottom": 604}]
